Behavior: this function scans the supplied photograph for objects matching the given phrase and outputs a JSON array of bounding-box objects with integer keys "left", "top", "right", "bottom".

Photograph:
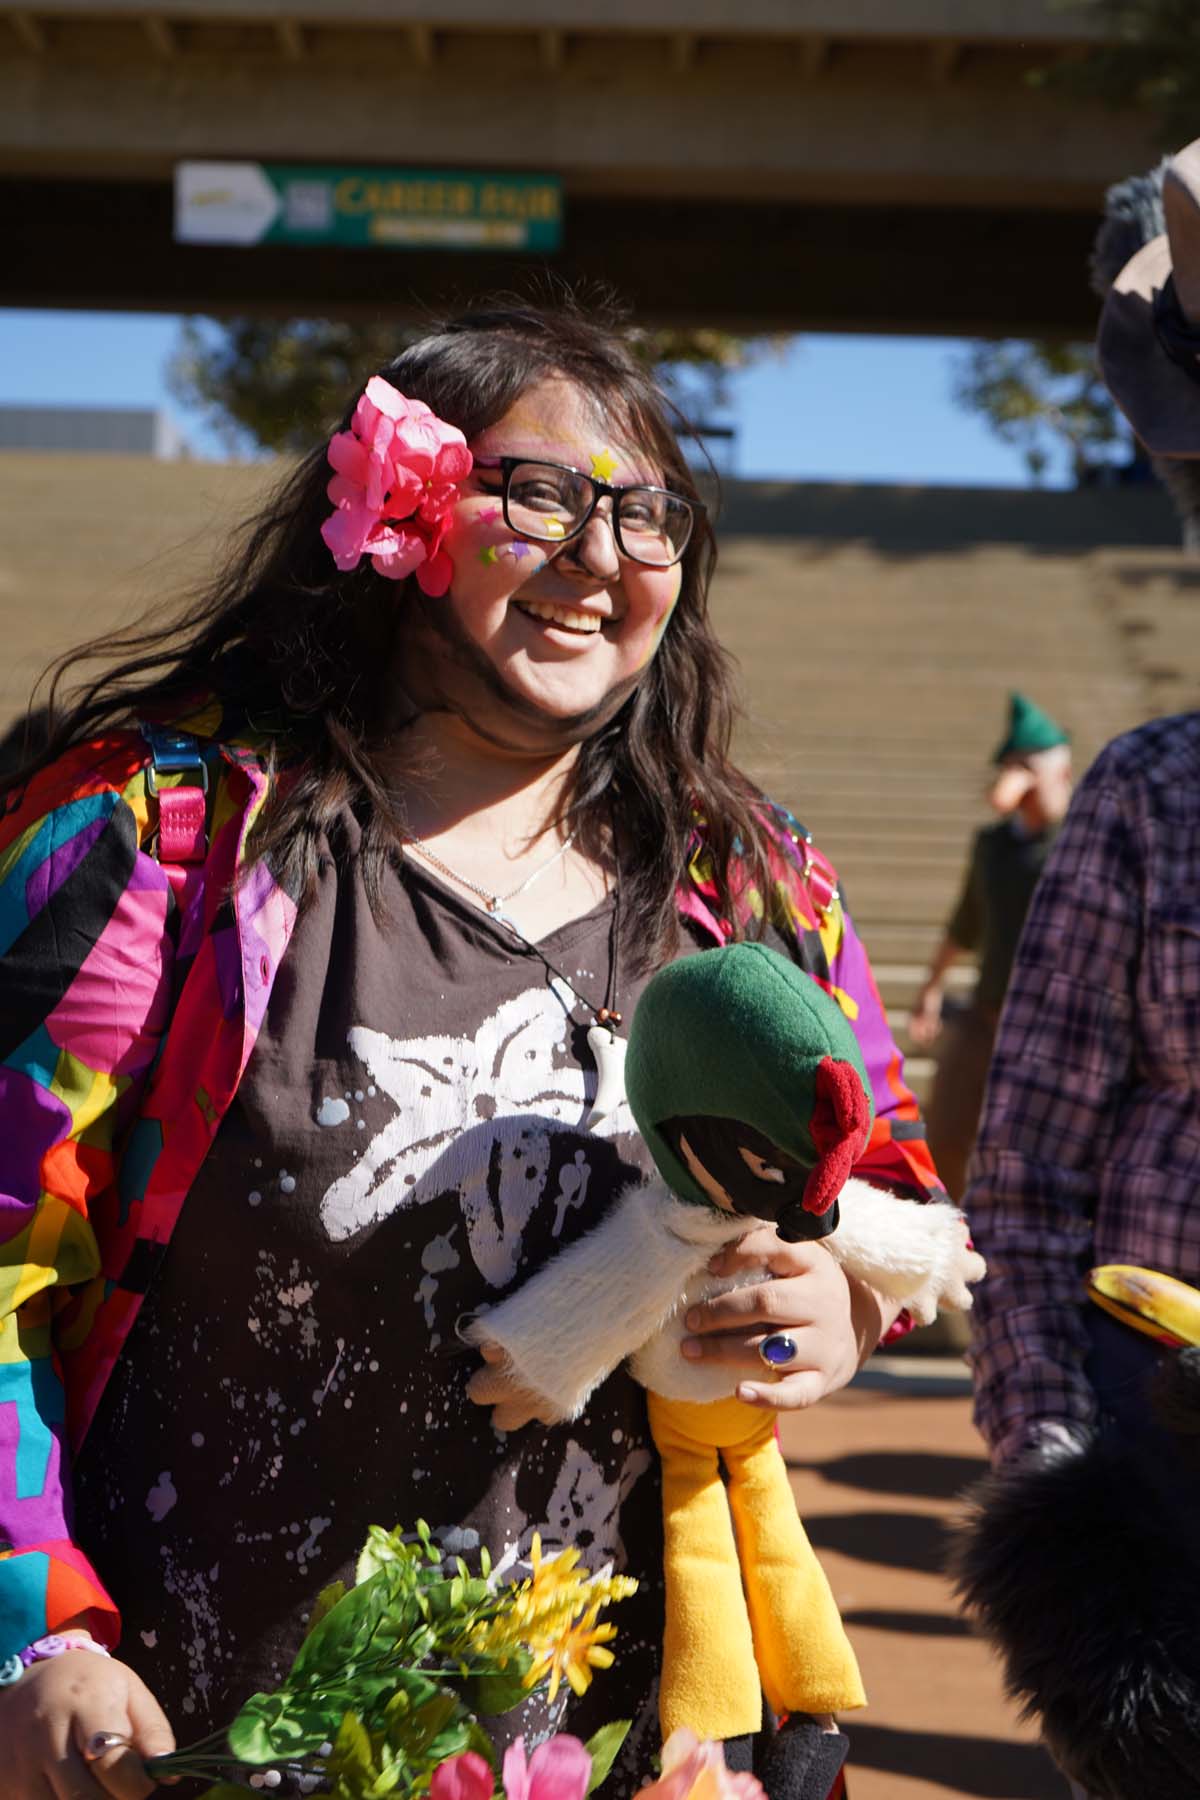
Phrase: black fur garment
[{"left": 950, "top": 1350, "right": 1200, "bottom": 1799}]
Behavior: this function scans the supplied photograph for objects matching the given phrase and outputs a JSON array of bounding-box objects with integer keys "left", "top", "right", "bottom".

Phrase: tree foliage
[
  {"left": 1036, "top": 0, "right": 1200, "bottom": 148},
  {"left": 168, "top": 315, "right": 778, "bottom": 456},
  {"left": 951, "top": 340, "right": 1131, "bottom": 484}
]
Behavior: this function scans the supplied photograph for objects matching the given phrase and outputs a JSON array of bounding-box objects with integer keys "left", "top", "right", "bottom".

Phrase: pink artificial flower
[
  {"left": 319, "top": 374, "right": 472, "bottom": 593},
  {"left": 431, "top": 1749, "right": 495, "bottom": 1800},
  {"left": 640, "top": 1730, "right": 767, "bottom": 1800},
  {"left": 502, "top": 1734, "right": 592, "bottom": 1800}
]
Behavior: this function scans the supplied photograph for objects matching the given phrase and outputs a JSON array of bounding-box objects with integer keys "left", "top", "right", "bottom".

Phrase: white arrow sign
[{"left": 175, "top": 162, "right": 282, "bottom": 246}]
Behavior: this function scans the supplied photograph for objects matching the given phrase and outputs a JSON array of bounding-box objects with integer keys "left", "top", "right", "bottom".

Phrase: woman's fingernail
[
  {"left": 737, "top": 1383, "right": 761, "bottom": 1403},
  {"left": 685, "top": 1310, "right": 700, "bottom": 1331},
  {"left": 681, "top": 1338, "right": 702, "bottom": 1360}
]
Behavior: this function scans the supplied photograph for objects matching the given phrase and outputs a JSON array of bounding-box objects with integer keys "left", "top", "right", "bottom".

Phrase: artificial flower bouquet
[{"left": 143, "top": 1521, "right": 641, "bottom": 1799}]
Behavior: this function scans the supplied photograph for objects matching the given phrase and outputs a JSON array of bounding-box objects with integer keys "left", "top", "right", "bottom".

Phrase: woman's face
[{"left": 395, "top": 376, "right": 685, "bottom": 752}]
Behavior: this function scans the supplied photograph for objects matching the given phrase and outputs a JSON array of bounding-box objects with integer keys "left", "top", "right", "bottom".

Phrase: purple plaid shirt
[{"left": 966, "top": 711, "right": 1200, "bottom": 1463}]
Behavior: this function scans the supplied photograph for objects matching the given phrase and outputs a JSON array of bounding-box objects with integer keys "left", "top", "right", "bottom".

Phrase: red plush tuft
[{"left": 803, "top": 1056, "right": 872, "bottom": 1214}]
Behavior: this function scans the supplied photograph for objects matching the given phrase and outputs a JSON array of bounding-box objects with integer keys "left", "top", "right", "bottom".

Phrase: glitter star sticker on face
[{"left": 590, "top": 448, "right": 619, "bottom": 482}]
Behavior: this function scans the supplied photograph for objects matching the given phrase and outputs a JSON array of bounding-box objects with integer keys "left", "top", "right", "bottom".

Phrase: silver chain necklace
[
  {"left": 402, "top": 824, "right": 626, "bottom": 1130},
  {"left": 403, "top": 828, "right": 578, "bottom": 929}
]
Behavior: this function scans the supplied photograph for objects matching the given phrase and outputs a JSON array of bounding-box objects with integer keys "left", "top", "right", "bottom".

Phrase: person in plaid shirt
[
  {"left": 966, "top": 133, "right": 1200, "bottom": 1800},
  {"left": 966, "top": 710, "right": 1200, "bottom": 1465}
]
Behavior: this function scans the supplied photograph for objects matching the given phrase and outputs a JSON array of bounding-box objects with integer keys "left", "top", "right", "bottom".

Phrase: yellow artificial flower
[
  {"left": 472, "top": 1538, "right": 637, "bottom": 1689},
  {"left": 524, "top": 1605, "right": 619, "bottom": 1703},
  {"left": 527, "top": 1534, "right": 587, "bottom": 1602}
]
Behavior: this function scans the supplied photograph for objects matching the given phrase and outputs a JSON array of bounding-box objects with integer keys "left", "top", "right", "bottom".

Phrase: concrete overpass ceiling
[{"left": 0, "top": 0, "right": 1161, "bottom": 334}]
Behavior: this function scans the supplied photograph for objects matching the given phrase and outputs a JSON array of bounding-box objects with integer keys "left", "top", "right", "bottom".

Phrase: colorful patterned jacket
[{"left": 0, "top": 726, "right": 939, "bottom": 1658}]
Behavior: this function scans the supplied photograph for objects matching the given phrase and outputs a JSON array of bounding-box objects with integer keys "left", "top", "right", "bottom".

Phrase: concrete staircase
[
  {"left": 1, "top": 454, "right": 1195, "bottom": 1106},
  {"left": 710, "top": 482, "right": 1195, "bottom": 1104}
]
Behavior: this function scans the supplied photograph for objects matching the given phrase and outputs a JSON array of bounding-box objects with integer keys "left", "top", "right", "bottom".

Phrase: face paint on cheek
[
  {"left": 636, "top": 574, "right": 683, "bottom": 670},
  {"left": 459, "top": 502, "right": 522, "bottom": 568},
  {"left": 503, "top": 541, "right": 545, "bottom": 570}
]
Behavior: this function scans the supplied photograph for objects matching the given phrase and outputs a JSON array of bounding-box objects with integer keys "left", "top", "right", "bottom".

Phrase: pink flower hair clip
[{"left": 320, "top": 376, "right": 473, "bottom": 596}]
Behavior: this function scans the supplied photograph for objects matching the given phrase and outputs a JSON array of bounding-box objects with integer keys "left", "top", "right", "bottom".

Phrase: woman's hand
[
  {"left": 681, "top": 1230, "right": 901, "bottom": 1409},
  {"left": 1, "top": 1641, "right": 175, "bottom": 1799},
  {"left": 466, "top": 1343, "right": 566, "bottom": 1433}
]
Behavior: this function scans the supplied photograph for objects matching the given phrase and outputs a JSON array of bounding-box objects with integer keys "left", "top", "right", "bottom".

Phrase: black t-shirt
[{"left": 75, "top": 823, "right": 747, "bottom": 1789}]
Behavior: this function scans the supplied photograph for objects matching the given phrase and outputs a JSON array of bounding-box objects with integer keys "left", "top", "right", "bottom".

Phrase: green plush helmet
[
  {"left": 993, "top": 692, "right": 1070, "bottom": 763},
  {"left": 625, "top": 942, "right": 874, "bottom": 1222}
]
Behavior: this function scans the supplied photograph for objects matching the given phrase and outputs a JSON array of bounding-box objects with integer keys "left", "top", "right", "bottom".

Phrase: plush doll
[
  {"left": 466, "top": 944, "right": 984, "bottom": 1763},
  {"left": 953, "top": 1266, "right": 1200, "bottom": 1800}
]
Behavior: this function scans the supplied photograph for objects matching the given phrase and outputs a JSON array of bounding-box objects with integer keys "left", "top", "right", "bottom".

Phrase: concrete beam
[
  {"left": 8, "top": 11, "right": 48, "bottom": 51},
  {"left": 140, "top": 13, "right": 174, "bottom": 54},
  {"left": 929, "top": 38, "right": 962, "bottom": 81},
  {"left": 275, "top": 18, "right": 304, "bottom": 58},
  {"left": 538, "top": 26, "right": 564, "bottom": 72},
  {"left": 407, "top": 22, "right": 434, "bottom": 66},
  {"left": 0, "top": 47, "right": 1158, "bottom": 210},
  {"left": 9, "top": 0, "right": 1109, "bottom": 43},
  {"left": 800, "top": 36, "right": 831, "bottom": 80},
  {"left": 1, "top": 175, "right": 1115, "bottom": 339},
  {"left": 670, "top": 31, "right": 695, "bottom": 75}
]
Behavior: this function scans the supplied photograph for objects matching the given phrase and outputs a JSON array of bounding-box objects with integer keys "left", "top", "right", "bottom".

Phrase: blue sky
[{"left": 0, "top": 307, "right": 1078, "bottom": 487}]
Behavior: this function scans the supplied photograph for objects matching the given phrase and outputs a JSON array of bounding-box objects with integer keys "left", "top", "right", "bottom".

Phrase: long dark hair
[{"left": 6, "top": 299, "right": 774, "bottom": 965}]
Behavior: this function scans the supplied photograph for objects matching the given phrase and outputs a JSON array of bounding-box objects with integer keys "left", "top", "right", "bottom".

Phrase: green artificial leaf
[
  {"left": 307, "top": 1580, "right": 349, "bottom": 1636},
  {"left": 424, "top": 1717, "right": 476, "bottom": 1770},
  {"left": 423, "top": 1576, "right": 490, "bottom": 1620},
  {"left": 583, "top": 1721, "right": 632, "bottom": 1794},
  {"left": 290, "top": 1566, "right": 412, "bottom": 1684},
  {"left": 357, "top": 1524, "right": 419, "bottom": 1585},
  {"left": 363, "top": 1750, "right": 407, "bottom": 1797},
  {"left": 227, "top": 1690, "right": 315, "bottom": 1762},
  {"left": 352, "top": 1666, "right": 443, "bottom": 1739},
  {"left": 228, "top": 1681, "right": 376, "bottom": 1761},
  {"left": 405, "top": 1692, "right": 461, "bottom": 1754},
  {"left": 328, "top": 1710, "right": 378, "bottom": 1798},
  {"left": 406, "top": 1623, "right": 437, "bottom": 1664},
  {"left": 464, "top": 1719, "right": 501, "bottom": 1772},
  {"left": 195, "top": 1788, "right": 249, "bottom": 1800},
  {"left": 460, "top": 1651, "right": 533, "bottom": 1716},
  {"left": 382, "top": 1685, "right": 412, "bottom": 1725}
]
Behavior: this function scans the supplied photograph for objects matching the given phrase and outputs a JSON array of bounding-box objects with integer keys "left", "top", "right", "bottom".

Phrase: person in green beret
[{"left": 907, "top": 693, "right": 1073, "bottom": 1201}]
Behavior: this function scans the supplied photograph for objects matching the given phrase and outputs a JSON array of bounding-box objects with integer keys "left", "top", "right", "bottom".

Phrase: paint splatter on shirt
[{"left": 73, "top": 824, "right": 737, "bottom": 1783}]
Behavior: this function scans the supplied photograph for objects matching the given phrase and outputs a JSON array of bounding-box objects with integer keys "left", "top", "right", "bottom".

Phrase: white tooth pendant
[{"left": 585, "top": 1023, "right": 627, "bottom": 1131}]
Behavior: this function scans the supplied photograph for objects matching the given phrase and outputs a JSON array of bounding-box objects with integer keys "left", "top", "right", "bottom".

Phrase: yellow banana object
[{"left": 1086, "top": 1264, "right": 1200, "bottom": 1348}]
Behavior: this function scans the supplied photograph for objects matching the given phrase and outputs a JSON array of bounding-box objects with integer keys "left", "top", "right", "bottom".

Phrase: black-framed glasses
[{"left": 472, "top": 456, "right": 702, "bottom": 567}]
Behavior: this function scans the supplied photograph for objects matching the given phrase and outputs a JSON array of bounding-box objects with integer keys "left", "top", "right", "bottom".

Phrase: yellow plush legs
[
  {"left": 648, "top": 1390, "right": 764, "bottom": 1738},
  {"left": 647, "top": 1390, "right": 865, "bottom": 1740}
]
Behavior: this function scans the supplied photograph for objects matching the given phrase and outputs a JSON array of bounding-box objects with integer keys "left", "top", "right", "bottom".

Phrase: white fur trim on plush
[
  {"left": 464, "top": 1176, "right": 986, "bottom": 1419},
  {"left": 822, "top": 1180, "right": 985, "bottom": 1325},
  {"left": 462, "top": 1178, "right": 736, "bottom": 1420}
]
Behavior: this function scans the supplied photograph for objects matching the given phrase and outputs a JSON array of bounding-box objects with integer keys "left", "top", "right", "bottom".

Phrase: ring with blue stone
[{"left": 758, "top": 1332, "right": 799, "bottom": 1371}]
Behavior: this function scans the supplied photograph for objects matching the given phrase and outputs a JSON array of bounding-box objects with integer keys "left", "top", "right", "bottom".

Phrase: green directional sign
[{"left": 175, "top": 162, "right": 563, "bottom": 252}]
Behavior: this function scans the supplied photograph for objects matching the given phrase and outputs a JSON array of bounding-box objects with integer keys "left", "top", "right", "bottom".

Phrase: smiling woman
[{"left": 0, "top": 298, "right": 942, "bottom": 1800}]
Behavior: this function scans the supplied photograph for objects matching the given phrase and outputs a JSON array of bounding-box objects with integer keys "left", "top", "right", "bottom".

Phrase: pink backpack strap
[{"left": 141, "top": 724, "right": 210, "bottom": 898}]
